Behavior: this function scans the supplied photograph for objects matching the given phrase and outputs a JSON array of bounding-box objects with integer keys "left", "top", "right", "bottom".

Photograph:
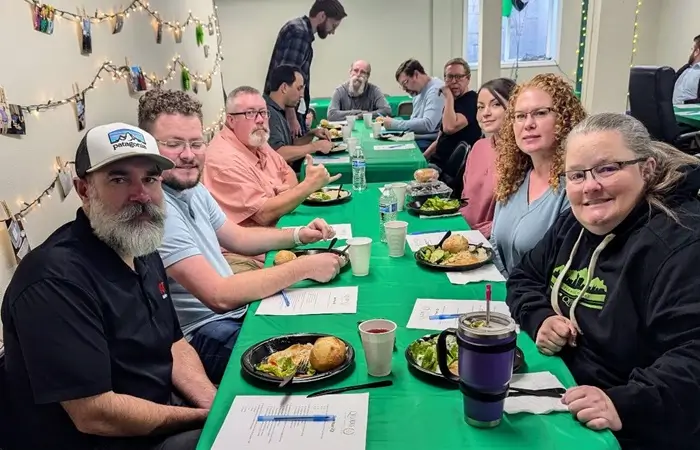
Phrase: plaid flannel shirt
[{"left": 264, "top": 16, "right": 314, "bottom": 120}]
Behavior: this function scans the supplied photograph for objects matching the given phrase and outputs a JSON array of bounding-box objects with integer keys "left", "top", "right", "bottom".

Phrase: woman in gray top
[{"left": 491, "top": 74, "right": 587, "bottom": 276}]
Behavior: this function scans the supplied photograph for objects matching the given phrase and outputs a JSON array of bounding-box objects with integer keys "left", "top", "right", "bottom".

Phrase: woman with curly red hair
[{"left": 491, "top": 74, "right": 587, "bottom": 276}]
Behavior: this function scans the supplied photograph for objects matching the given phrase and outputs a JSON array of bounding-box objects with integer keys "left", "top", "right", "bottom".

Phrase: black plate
[
  {"left": 303, "top": 189, "right": 352, "bottom": 206},
  {"left": 284, "top": 248, "right": 350, "bottom": 272},
  {"left": 241, "top": 333, "right": 355, "bottom": 388},
  {"left": 406, "top": 199, "right": 466, "bottom": 217},
  {"left": 405, "top": 333, "right": 525, "bottom": 387},
  {"left": 414, "top": 244, "right": 494, "bottom": 272}
]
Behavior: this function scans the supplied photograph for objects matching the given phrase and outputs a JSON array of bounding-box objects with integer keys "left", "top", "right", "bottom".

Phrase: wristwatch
[{"left": 293, "top": 226, "right": 305, "bottom": 246}]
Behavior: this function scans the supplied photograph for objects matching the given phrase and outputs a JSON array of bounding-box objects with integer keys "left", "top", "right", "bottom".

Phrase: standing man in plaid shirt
[{"left": 264, "top": 0, "right": 347, "bottom": 138}]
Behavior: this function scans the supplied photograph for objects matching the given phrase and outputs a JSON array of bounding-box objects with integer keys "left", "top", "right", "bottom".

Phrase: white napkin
[
  {"left": 445, "top": 264, "right": 506, "bottom": 284},
  {"left": 504, "top": 372, "right": 569, "bottom": 415},
  {"left": 374, "top": 143, "right": 415, "bottom": 151}
]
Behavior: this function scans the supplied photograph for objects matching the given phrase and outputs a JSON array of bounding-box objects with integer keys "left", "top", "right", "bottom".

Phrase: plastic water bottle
[
  {"left": 352, "top": 149, "right": 367, "bottom": 192},
  {"left": 379, "top": 184, "right": 398, "bottom": 243}
]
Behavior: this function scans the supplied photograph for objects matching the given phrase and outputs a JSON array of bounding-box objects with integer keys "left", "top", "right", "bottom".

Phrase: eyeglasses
[
  {"left": 514, "top": 107, "right": 555, "bottom": 123},
  {"left": 445, "top": 74, "right": 468, "bottom": 82},
  {"left": 228, "top": 110, "right": 270, "bottom": 120},
  {"left": 561, "top": 158, "right": 647, "bottom": 184},
  {"left": 156, "top": 139, "right": 207, "bottom": 153}
]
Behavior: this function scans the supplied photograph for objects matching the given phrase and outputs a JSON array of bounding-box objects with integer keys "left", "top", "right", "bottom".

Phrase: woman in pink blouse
[{"left": 460, "top": 78, "right": 516, "bottom": 238}]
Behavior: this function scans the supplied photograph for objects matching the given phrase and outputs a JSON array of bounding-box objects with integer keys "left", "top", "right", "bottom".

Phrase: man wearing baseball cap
[{"left": 1, "top": 123, "right": 216, "bottom": 450}]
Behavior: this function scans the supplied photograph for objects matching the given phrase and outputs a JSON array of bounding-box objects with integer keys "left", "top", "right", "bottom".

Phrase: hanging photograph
[
  {"left": 7, "top": 105, "right": 26, "bottom": 135},
  {"left": 81, "top": 17, "right": 92, "bottom": 55},
  {"left": 130, "top": 66, "right": 148, "bottom": 93},
  {"left": 207, "top": 16, "right": 215, "bottom": 35},
  {"left": 75, "top": 93, "right": 86, "bottom": 131},
  {"left": 113, "top": 14, "right": 124, "bottom": 34},
  {"left": 174, "top": 26, "right": 183, "bottom": 43},
  {"left": 58, "top": 166, "right": 74, "bottom": 201},
  {"left": 5, "top": 216, "right": 30, "bottom": 264},
  {"left": 33, "top": 4, "right": 55, "bottom": 35},
  {"left": 0, "top": 88, "right": 10, "bottom": 135},
  {"left": 156, "top": 21, "right": 163, "bottom": 44},
  {"left": 204, "top": 44, "right": 210, "bottom": 58}
]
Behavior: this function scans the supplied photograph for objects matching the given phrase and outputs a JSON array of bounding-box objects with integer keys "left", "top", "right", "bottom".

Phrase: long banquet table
[
  {"left": 196, "top": 183, "right": 620, "bottom": 450},
  {"left": 299, "top": 121, "right": 427, "bottom": 185}
]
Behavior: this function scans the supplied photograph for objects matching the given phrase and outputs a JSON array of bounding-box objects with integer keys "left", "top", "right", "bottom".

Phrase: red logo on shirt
[{"left": 158, "top": 281, "right": 168, "bottom": 299}]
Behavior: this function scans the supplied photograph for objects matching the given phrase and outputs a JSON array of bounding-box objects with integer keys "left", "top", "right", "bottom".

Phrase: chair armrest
[{"left": 677, "top": 130, "right": 700, "bottom": 143}]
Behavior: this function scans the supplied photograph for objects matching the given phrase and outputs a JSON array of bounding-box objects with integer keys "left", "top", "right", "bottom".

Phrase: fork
[{"left": 279, "top": 358, "right": 309, "bottom": 388}]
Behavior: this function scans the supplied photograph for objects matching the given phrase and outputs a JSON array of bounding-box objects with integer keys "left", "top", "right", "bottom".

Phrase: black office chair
[
  {"left": 440, "top": 141, "right": 471, "bottom": 196},
  {"left": 628, "top": 65, "right": 700, "bottom": 153},
  {"left": 0, "top": 348, "right": 7, "bottom": 449}
]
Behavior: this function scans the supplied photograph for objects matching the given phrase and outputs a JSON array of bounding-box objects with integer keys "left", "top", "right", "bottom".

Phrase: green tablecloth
[
  {"left": 674, "top": 104, "right": 700, "bottom": 128},
  {"left": 309, "top": 95, "right": 413, "bottom": 125},
  {"left": 197, "top": 183, "right": 619, "bottom": 450},
  {"left": 299, "top": 121, "right": 427, "bottom": 184}
]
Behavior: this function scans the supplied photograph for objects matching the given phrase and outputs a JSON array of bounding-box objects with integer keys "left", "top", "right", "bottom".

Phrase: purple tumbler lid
[{"left": 458, "top": 311, "right": 516, "bottom": 341}]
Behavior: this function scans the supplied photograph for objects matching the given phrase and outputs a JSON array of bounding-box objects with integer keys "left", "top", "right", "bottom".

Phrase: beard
[
  {"left": 86, "top": 185, "right": 166, "bottom": 258},
  {"left": 162, "top": 166, "right": 201, "bottom": 191},
  {"left": 317, "top": 20, "right": 329, "bottom": 39},
  {"left": 249, "top": 128, "right": 270, "bottom": 148},
  {"left": 348, "top": 76, "right": 367, "bottom": 97}
]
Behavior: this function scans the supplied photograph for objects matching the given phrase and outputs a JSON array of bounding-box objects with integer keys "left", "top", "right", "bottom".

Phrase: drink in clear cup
[
  {"left": 342, "top": 124, "right": 352, "bottom": 141},
  {"left": 363, "top": 113, "right": 373, "bottom": 128},
  {"left": 384, "top": 221, "right": 408, "bottom": 257},
  {"left": 372, "top": 121, "right": 382, "bottom": 138},
  {"left": 436, "top": 311, "right": 517, "bottom": 428},
  {"left": 390, "top": 182, "right": 408, "bottom": 211},
  {"left": 347, "top": 237, "right": 372, "bottom": 276},
  {"left": 347, "top": 115, "right": 356, "bottom": 130},
  {"left": 347, "top": 137, "right": 358, "bottom": 157},
  {"left": 358, "top": 319, "right": 396, "bottom": 376}
]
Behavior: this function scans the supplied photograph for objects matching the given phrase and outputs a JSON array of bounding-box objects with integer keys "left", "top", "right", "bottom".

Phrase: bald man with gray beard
[{"left": 327, "top": 60, "right": 391, "bottom": 121}]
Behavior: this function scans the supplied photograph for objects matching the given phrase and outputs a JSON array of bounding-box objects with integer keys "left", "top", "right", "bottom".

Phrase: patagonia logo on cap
[{"left": 107, "top": 128, "right": 147, "bottom": 151}]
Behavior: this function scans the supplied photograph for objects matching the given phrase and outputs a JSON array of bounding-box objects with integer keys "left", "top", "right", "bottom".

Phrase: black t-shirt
[
  {"left": 1, "top": 208, "right": 183, "bottom": 450},
  {"left": 431, "top": 90, "right": 481, "bottom": 170}
]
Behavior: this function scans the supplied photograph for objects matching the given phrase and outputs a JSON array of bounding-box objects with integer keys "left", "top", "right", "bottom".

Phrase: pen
[
  {"left": 257, "top": 414, "right": 336, "bottom": 422},
  {"left": 280, "top": 290, "right": 291, "bottom": 307},
  {"left": 429, "top": 313, "right": 462, "bottom": 320},
  {"left": 409, "top": 229, "right": 449, "bottom": 235}
]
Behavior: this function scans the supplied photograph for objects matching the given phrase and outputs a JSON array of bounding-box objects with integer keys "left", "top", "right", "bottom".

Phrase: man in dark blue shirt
[
  {"left": 264, "top": 0, "right": 347, "bottom": 137},
  {"left": 2, "top": 123, "right": 217, "bottom": 450}
]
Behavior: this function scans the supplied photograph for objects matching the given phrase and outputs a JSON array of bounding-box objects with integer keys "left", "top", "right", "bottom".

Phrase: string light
[
  {"left": 574, "top": 0, "right": 589, "bottom": 96},
  {"left": 2, "top": 161, "right": 74, "bottom": 222},
  {"left": 2, "top": 2, "right": 227, "bottom": 224},
  {"left": 629, "top": 0, "right": 642, "bottom": 68},
  {"left": 18, "top": 2, "right": 224, "bottom": 115}
]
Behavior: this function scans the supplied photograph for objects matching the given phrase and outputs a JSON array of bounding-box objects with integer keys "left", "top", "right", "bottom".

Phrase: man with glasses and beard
[
  {"left": 264, "top": 0, "right": 347, "bottom": 138},
  {"left": 2, "top": 123, "right": 215, "bottom": 450},
  {"left": 138, "top": 90, "right": 342, "bottom": 384},
  {"left": 328, "top": 60, "right": 391, "bottom": 121}
]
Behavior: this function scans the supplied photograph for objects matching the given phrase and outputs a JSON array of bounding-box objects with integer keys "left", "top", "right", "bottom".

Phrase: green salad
[
  {"left": 408, "top": 335, "right": 458, "bottom": 374},
  {"left": 417, "top": 246, "right": 454, "bottom": 264},
  {"left": 256, "top": 356, "right": 316, "bottom": 378},
  {"left": 419, "top": 197, "right": 460, "bottom": 211}
]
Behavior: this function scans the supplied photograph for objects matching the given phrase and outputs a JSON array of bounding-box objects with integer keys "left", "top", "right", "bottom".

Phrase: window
[{"left": 465, "top": 0, "right": 560, "bottom": 65}]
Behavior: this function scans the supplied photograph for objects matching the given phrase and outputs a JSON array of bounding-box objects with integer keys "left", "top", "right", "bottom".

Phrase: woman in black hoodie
[{"left": 506, "top": 112, "right": 700, "bottom": 450}]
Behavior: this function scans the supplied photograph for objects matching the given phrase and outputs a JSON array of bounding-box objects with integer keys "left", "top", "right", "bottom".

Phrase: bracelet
[{"left": 293, "top": 226, "right": 304, "bottom": 246}]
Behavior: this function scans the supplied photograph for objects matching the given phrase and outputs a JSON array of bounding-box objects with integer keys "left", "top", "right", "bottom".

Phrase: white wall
[
  {"left": 217, "top": 0, "right": 582, "bottom": 98},
  {"left": 654, "top": 0, "right": 699, "bottom": 68},
  {"left": 0, "top": 0, "right": 224, "bottom": 334}
]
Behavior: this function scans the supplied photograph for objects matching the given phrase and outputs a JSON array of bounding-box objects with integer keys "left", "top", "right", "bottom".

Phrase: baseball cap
[{"left": 75, "top": 122, "right": 175, "bottom": 178}]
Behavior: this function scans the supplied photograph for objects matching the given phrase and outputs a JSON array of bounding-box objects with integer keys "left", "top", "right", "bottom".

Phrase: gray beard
[
  {"left": 87, "top": 186, "right": 166, "bottom": 258},
  {"left": 348, "top": 80, "right": 367, "bottom": 97}
]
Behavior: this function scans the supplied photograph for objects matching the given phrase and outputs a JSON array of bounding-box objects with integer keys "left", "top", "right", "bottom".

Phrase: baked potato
[
  {"left": 274, "top": 250, "right": 297, "bottom": 265},
  {"left": 309, "top": 336, "right": 347, "bottom": 372}
]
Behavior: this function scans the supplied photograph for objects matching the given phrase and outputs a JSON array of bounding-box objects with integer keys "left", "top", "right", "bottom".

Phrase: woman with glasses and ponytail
[{"left": 507, "top": 112, "right": 700, "bottom": 450}]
